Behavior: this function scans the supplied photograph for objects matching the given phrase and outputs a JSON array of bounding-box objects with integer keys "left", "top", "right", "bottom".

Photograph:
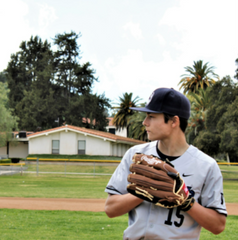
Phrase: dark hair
[{"left": 163, "top": 113, "right": 188, "bottom": 133}]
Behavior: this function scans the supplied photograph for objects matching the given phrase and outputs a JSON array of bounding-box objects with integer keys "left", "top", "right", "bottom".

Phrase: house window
[
  {"left": 78, "top": 140, "right": 86, "bottom": 154},
  {"left": 52, "top": 140, "right": 60, "bottom": 154},
  {"left": 108, "top": 128, "right": 115, "bottom": 134}
]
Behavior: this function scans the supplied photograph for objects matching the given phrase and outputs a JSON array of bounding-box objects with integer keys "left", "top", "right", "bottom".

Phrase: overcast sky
[{"left": 1, "top": 0, "right": 238, "bottom": 104}]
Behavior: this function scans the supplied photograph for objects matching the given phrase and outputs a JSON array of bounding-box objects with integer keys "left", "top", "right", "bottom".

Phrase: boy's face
[{"left": 143, "top": 113, "right": 173, "bottom": 141}]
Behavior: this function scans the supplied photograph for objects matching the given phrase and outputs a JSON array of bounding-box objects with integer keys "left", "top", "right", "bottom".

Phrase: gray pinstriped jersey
[{"left": 105, "top": 141, "right": 227, "bottom": 240}]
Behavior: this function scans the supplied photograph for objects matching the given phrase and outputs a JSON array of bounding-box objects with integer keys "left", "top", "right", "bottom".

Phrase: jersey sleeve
[
  {"left": 201, "top": 160, "right": 227, "bottom": 215},
  {"left": 105, "top": 149, "right": 133, "bottom": 195}
]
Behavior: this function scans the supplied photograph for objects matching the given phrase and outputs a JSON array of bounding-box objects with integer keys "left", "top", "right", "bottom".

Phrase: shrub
[{"left": 0, "top": 158, "right": 11, "bottom": 164}]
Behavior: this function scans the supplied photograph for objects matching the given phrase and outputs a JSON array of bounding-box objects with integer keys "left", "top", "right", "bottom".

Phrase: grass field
[
  {"left": 26, "top": 162, "right": 118, "bottom": 175},
  {"left": 0, "top": 209, "right": 127, "bottom": 240},
  {"left": 0, "top": 209, "right": 237, "bottom": 240},
  {"left": 0, "top": 173, "right": 237, "bottom": 201},
  {"left": 21, "top": 160, "right": 238, "bottom": 178},
  {"left": 0, "top": 175, "right": 110, "bottom": 198},
  {"left": 0, "top": 164, "right": 238, "bottom": 239}
]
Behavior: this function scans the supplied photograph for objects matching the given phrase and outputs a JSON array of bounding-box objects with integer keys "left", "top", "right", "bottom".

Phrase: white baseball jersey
[{"left": 105, "top": 141, "right": 227, "bottom": 240}]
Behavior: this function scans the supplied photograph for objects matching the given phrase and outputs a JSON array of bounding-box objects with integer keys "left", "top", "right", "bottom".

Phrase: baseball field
[{"left": 0, "top": 165, "right": 238, "bottom": 239}]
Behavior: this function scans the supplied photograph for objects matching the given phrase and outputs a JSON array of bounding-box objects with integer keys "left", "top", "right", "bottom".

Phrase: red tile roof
[{"left": 28, "top": 125, "right": 145, "bottom": 145}]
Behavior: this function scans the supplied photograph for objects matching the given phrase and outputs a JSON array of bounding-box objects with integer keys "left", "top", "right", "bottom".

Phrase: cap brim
[{"left": 129, "top": 107, "right": 161, "bottom": 113}]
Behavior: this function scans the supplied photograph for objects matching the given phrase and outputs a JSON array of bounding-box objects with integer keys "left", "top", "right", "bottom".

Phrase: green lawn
[
  {"left": 219, "top": 165, "right": 238, "bottom": 171},
  {"left": 0, "top": 172, "right": 237, "bottom": 202},
  {"left": 0, "top": 174, "right": 110, "bottom": 198},
  {"left": 0, "top": 209, "right": 237, "bottom": 240},
  {"left": 0, "top": 165, "right": 238, "bottom": 239},
  {"left": 0, "top": 209, "right": 127, "bottom": 240},
  {"left": 26, "top": 163, "right": 118, "bottom": 175}
]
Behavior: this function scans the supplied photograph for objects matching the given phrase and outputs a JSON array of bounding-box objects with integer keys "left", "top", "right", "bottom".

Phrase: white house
[
  {"left": 27, "top": 125, "right": 144, "bottom": 157},
  {"left": 22, "top": 125, "right": 144, "bottom": 158}
]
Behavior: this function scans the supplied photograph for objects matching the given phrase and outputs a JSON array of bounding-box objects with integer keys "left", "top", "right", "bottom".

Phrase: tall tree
[
  {"left": 6, "top": 36, "right": 58, "bottom": 130},
  {"left": 128, "top": 103, "right": 147, "bottom": 141},
  {"left": 193, "top": 76, "right": 238, "bottom": 161},
  {"left": 15, "top": 83, "right": 59, "bottom": 131},
  {"left": 186, "top": 89, "right": 210, "bottom": 143},
  {"left": 64, "top": 93, "right": 110, "bottom": 131},
  {"left": 6, "top": 36, "right": 53, "bottom": 113},
  {"left": 53, "top": 31, "right": 98, "bottom": 99},
  {"left": 112, "top": 92, "right": 141, "bottom": 137},
  {"left": 178, "top": 60, "right": 219, "bottom": 94},
  {"left": 5, "top": 32, "right": 110, "bottom": 131},
  {"left": 0, "top": 82, "right": 18, "bottom": 147}
]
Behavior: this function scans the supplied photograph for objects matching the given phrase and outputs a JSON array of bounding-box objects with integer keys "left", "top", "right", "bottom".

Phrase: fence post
[
  {"left": 93, "top": 161, "right": 95, "bottom": 177},
  {"left": 36, "top": 158, "right": 39, "bottom": 176},
  {"left": 65, "top": 160, "right": 68, "bottom": 176}
]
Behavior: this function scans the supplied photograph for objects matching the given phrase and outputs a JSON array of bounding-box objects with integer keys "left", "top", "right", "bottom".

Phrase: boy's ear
[{"left": 171, "top": 116, "right": 180, "bottom": 127}]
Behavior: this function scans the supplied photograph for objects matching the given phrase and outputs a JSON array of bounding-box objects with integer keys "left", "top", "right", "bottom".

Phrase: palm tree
[
  {"left": 178, "top": 60, "right": 219, "bottom": 94},
  {"left": 186, "top": 88, "right": 210, "bottom": 143},
  {"left": 128, "top": 103, "right": 148, "bottom": 141},
  {"left": 189, "top": 88, "right": 210, "bottom": 112},
  {"left": 112, "top": 92, "right": 141, "bottom": 137}
]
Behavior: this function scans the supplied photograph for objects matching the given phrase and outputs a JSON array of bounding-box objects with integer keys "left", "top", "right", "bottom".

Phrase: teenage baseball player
[{"left": 105, "top": 88, "right": 227, "bottom": 240}]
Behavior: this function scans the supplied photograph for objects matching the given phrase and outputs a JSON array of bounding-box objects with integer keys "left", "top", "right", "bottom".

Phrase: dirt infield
[
  {"left": 0, "top": 197, "right": 106, "bottom": 212},
  {"left": 0, "top": 197, "right": 237, "bottom": 215}
]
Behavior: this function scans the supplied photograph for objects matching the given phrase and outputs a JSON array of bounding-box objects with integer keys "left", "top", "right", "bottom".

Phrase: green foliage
[
  {"left": 112, "top": 92, "right": 141, "bottom": 137},
  {"left": 6, "top": 36, "right": 52, "bottom": 112},
  {"left": 65, "top": 93, "right": 110, "bottom": 130},
  {"left": 178, "top": 60, "right": 219, "bottom": 94},
  {"left": 192, "top": 76, "right": 238, "bottom": 160},
  {"left": 186, "top": 89, "right": 210, "bottom": 143},
  {"left": 0, "top": 71, "right": 7, "bottom": 83},
  {"left": 0, "top": 158, "right": 11, "bottom": 163},
  {"left": 16, "top": 86, "right": 58, "bottom": 131},
  {"left": 193, "top": 130, "right": 220, "bottom": 156},
  {"left": 0, "top": 82, "right": 18, "bottom": 147},
  {"left": 5, "top": 32, "right": 110, "bottom": 131},
  {"left": 128, "top": 103, "right": 148, "bottom": 141}
]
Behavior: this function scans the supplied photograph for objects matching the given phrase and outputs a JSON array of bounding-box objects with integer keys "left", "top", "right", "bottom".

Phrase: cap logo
[{"left": 146, "top": 91, "right": 154, "bottom": 106}]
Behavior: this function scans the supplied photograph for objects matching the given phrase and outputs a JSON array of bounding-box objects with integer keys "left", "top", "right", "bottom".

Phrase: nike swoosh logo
[{"left": 182, "top": 173, "right": 193, "bottom": 177}]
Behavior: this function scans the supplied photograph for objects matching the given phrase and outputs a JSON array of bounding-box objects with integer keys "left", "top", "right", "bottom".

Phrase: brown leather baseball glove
[{"left": 127, "top": 153, "right": 190, "bottom": 208}]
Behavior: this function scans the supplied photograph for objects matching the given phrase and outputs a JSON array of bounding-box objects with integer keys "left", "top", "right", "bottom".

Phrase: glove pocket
[
  {"left": 127, "top": 174, "right": 174, "bottom": 192},
  {"left": 129, "top": 164, "right": 174, "bottom": 184}
]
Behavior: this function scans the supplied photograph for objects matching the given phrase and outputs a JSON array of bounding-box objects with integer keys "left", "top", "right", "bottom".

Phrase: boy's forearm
[
  {"left": 104, "top": 193, "right": 143, "bottom": 218},
  {"left": 187, "top": 202, "right": 226, "bottom": 234}
]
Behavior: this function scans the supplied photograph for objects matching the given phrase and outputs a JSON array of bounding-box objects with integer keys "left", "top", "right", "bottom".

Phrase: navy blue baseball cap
[{"left": 130, "top": 88, "right": 191, "bottom": 120}]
